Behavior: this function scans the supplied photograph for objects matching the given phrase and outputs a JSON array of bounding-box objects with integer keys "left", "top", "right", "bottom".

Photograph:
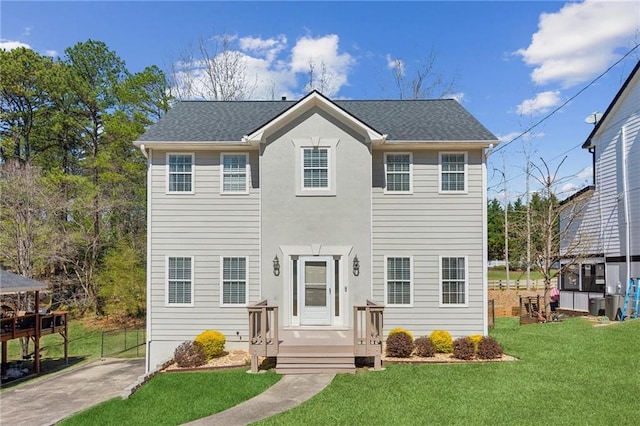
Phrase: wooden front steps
[{"left": 276, "top": 329, "right": 356, "bottom": 374}]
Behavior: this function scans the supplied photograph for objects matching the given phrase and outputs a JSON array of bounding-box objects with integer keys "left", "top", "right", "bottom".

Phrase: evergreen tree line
[{"left": 0, "top": 41, "right": 172, "bottom": 321}]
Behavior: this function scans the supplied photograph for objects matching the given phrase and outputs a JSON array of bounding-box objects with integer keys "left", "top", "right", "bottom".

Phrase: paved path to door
[
  {"left": 0, "top": 358, "right": 145, "bottom": 426},
  {"left": 184, "top": 373, "right": 335, "bottom": 426}
]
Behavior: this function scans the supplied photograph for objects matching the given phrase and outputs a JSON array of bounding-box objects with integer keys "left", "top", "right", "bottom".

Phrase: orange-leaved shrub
[{"left": 174, "top": 341, "right": 205, "bottom": 367}]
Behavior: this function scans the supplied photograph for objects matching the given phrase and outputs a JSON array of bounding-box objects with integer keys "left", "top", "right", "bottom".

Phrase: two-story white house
[
  {"left": 559, "top": 61, "right": 640, "bottom": 315},
  {"left": 135, "top": 91, "right": 498, "bottom": 373}
]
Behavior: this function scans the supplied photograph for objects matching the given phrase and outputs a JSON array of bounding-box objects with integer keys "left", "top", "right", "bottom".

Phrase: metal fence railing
[{"left": 101, "top": 328, "right": 145, "bottom": 358}]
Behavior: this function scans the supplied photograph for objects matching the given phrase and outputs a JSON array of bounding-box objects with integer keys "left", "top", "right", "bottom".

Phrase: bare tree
[
  {"left": 303, "top": 60, "right": 335, "bottom": 95},
  {"left": 529, "top": 158, "right": 595, "bottom": 320},
  {"left": 168, "top": 33, "right": 256, "bottom": 100},
  {"left": 386, "top": 48, "right": 457, "bottom": 100}
]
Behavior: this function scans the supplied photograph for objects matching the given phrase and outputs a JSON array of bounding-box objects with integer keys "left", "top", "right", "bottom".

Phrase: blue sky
[{"left": 2, "top": 1, "right": 639, "bottom": 202}]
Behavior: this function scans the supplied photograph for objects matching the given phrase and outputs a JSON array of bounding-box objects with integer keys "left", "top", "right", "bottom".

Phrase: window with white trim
[
  {"left": 221, "top": 257, "right": 247, "bottom": 305},
  {"left": 221, "top": 153, "right": 249, "bottom": 193},
  {"left": 441, "top": 256, "right": 467, "bottom": 305},
  {"left": 303, "top": 148, "right": 329, "bottom": 188},
  {"left": 385, "top": 256, "right": 412, "bottom": 306},
  {"left": 168, "top": 153, "right": 194, "bottom": 193},
  {"left": 384, "top": 153, "right": 412, "bottom": 193},
  {"left": 167, "top": 257, "right": 193, "bottom": 305},
  {"left": 439, "top": 152, "right": 466, "bottom": 192}
]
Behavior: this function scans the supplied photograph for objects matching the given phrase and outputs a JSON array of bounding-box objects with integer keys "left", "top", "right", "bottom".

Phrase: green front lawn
[
  {"left": 60, "top": 368, "right": 281, "bottom": 426},
  {"left": 60, "top": 318, "right": 640, "bottom": 425},
  {"left": 258, "top": 318, "right": 640, "bottom": 425}
]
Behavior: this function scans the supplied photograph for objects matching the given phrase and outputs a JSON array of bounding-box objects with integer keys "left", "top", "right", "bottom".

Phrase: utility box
[
  {"left": 589, "top": 297, "right": 606, "bottom": 316},
  {"left": 605, "top": 294, "right": 624, "bottom": 320}
]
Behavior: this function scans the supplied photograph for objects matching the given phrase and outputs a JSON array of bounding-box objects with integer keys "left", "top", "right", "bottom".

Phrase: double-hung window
[
  {"left": 384, "top": 153, "right": 412, "bottom": 193},
  {"left": 303, "top": 148, "right": 329, "bottom": 189},
  {"left": 439, "top": 152, "right": 467, "bottom": 193},
  {"left": 221, "top": 153, "right": 249, "bottom": 194},
  {"left": 168, "top": 153, "right": 194, "bottom": 193},
  {"left": 440, "top": 256, "right": 467, "bottom": 306},
  {"left": 385, "top": 256, "right": 413, "bottom": 306},
  {"left": 221, "top": 257, "right": 247, "bottom": 306},
  {"left": 167, "top": 256, "right": 193, "bottom": 306}
]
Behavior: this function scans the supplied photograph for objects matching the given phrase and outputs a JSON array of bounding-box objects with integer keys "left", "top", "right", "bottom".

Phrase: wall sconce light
[
  {"left": 273, "top": 255, "right": 280, "bottom": 276},
  {"left": 353, "top": 255, "right": 360, "bottom": 276}
]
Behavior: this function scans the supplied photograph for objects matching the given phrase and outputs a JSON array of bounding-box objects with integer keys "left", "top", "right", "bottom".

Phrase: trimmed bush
[
  {"left": 453, "top": 337, "right": 476, "bottom": 360},
  {"left": 388, "top": 327, "right": 414, "bottom": 341},
  {"left": 414, "top": 336, "right": 436, "bottom": 357},
  {"left": 173, "top": 341, "right": 206, "bottom": 368},
  {"left": 468, "top": 334, "right": 483, "bottom": 351},
  {"left": 429, "top": 330, "right": 454, "bottom": 353},
  {"left": 477, "top": 336, "right": 503, "bottom": 359},
  {"left": 386, "top": 332, "right": 414, "bottom": 358},
  {"left": 194, "top": 330, "right": 226, "bottom": 359}
]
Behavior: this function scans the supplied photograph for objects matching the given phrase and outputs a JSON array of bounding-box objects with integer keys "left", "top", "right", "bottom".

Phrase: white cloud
[
  {"left": 497, "top": 130, "right": 545, "bottom": 143},
  {"left": 448, "top": 92, "right": 465, "bottom": 103},
  {"left": 290, "top": 34, "right": 355, "bottom": 96},
  {"left": 516, "top": 90, "right": 561, "bottom": 115},
  {"left": 0, "top": 39, "right": 31, "bottom": 51},
  {"left": 576, "top": 166, "right": 592, "bottom": 180},
  {"left": 239, "top": 35, "right": 287, "bottom": 63},
  {"left": 386, "top": 54, "right": 404, "bottom": 76},
  {"left": 517, "top": 0, "right": 640, "bottom": 87},
  {"left": 44, "top": 50, "right": 58, "bottom": 57},
  {"left": 560, "top": 182, "right": 578, "bottom": 194},
  {"left": 23, "top": 27, "right": 32, "bottom": 36}
]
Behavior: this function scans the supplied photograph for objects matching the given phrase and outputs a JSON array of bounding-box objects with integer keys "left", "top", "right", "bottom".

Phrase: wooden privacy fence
[{"left": 488, "top": 280, "right": 548, "bottom": 291}]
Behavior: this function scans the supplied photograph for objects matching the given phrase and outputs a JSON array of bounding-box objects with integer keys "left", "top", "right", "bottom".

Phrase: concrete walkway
[
  {"left": 184, "top": 373, "right": 335, "bottom": 426},
  {"left": 0, "top": 358, "right": 145, "bottom": 426}
]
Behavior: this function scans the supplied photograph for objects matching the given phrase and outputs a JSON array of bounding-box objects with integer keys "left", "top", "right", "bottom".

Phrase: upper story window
[
  {"left": 167, "top": 153, "right": 194, "bottom": 193},
  {"left": 440, "top": 256, "right": 468, "bottom": 307},
  {"left": 221, "top": 256, "right": 248, "bottom": 306},
  {"left": 303, "top": 148, "right": 329, "bottom": 188},
  {"left": 439, "top": 152, "right": 467, "bottom": 193},
  {"left": 384, "top": 153, "right": 413, "bottom": 193},
  {"left": 385, "top": 256, "right": 413, "bottom": 306},
  {"left": 221, "top": 153, "right": 249, "bottom": 194},
  {"left": 167, "top": 256, "right": 194, "bottom": 306}
]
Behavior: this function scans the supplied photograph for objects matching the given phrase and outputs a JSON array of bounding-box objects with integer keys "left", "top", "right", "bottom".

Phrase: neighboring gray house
[
  {"left": 559, "top": 61, "right": 640, "bottom": 314},
  {"left": 135, "top": 91, "right": 498, "bottom": 372}
]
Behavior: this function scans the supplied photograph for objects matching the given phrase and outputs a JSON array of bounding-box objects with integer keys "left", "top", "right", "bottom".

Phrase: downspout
[
  {"left": 482, "top": 145, "right": 492, "bottom": 335},
  {"left": 140, "top": 144, "right": 152, "bottom": 373},
  {"left": 621, "top": 127, "right": 631, "bottom": 289}
]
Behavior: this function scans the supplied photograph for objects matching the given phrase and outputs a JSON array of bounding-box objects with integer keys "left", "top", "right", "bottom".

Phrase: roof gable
[
  {"left": 243, "top": 90, "right": 385, "bottom": 145},
  {"left": 583, "top": 60, "right": 640, "bottom": 149}
]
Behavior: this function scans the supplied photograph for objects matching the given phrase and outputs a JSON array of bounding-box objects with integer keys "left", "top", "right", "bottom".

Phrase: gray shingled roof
[
  {"left": 138, "top": 98, "right": 497, "bottom": 142},
  {"left": 0, "top": 270, "right": 48, "bottom": 294}
]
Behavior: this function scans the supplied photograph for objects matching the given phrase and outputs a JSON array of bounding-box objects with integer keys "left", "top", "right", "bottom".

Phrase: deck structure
[{"left": 0, "top": 270, "right": 68, "bottom": 376}]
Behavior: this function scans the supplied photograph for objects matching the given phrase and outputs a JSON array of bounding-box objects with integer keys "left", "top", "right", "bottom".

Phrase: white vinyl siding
[
  {"left": 221, "top": 153, "right": 249, "bottom": 194},
  {"left": 440, "top": 256, "right": 468, "bottom": 307},
  {"left": 221, "top": 257, "right": 248, "bottom": 306},
  {"left": 385, "top": 256, "right": 413, "bottom": 306},
  {"left": 166, "top": 256, "right": 194, "bottom": 306},
  {"left": 384, "top": 153, "right": 413, "bottom": 193},
  {"left": 439, "top": 152, "right": 467, "bottom": 193},
  {"left": 303, "top": 148, "right": 329, "bottom": 188},
  {"left": 167, "top": 153, "right": 194, "bottom": 193}
]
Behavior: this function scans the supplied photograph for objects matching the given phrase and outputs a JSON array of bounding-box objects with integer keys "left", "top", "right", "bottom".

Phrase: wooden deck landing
[{"left": 276, "top": 329, "right": 356, "bottom": 374}]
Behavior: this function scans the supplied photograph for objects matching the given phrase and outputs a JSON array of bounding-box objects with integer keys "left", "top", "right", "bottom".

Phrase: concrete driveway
[{"left": 0, "top": 358, "right": 145, "bottom": 426}]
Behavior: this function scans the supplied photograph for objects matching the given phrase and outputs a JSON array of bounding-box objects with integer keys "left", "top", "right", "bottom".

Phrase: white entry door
[{"left": 300, "top": 256, "right": 332, "bottom": 325}]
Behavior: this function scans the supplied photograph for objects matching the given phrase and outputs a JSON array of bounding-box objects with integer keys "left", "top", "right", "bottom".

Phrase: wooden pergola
[{"left": 0, "top": 270, "right": 68, "bottom": 376}]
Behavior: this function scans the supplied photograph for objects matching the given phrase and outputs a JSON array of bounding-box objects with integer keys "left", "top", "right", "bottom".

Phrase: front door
[{"left": 300, "top": 256, "right": 332, "bottom": 325}]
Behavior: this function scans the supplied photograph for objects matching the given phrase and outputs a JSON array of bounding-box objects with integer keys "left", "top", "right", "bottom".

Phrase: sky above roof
[{"left": 2, "top": 0, "right": 639, "bottom": 201}]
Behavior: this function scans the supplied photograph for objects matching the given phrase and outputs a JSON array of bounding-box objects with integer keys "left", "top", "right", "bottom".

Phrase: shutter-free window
[
  {"left": 222, "top": 154, "right": 248, "bottom": 193},
  {"left": 222, "top": 257, "right": 247, "bottom": 305},
  {"left": 168, "top": 154, "right": 193, "bottom": 192},
  {"left": 385, "top": 153, "right": 412, "bottom": 192},
  {"left": 303, "top": 148, "right": 329, "bottom": 188},
  {"left": 386, "top": 257, "right": 412, "bottom": 305},
  {"left": 168, "top": 257, "right": 192, "bottom": 305},
  {"left": 441, "top": 257, "right": 466, "bottom": 304},
  {"left": 440, "top": 153, "right": 466, "bottom": 192}
]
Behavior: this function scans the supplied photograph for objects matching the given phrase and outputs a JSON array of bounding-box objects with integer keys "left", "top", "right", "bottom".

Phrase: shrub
[
  {"left": 414, "top": 336, "right": 436, "bottom": 357},
  {"left": 429, "top": 330, "right": 453, "bottom": 353},
  {"left": 173, "top": 341, "right": 205, "bottom": 368},
  {"left": 388, "top": 327, "right": 414, "bottom": 341},
  {"left": 453, "top": 337, "right": 476, "bottom": 360},
  {"left": 477, "top": 336, "right": 503, "bottom": 359},
  {"left": 386, "top": 332, "right": 414, "bottom": 358},
  {"left": 468, "top": 334, "right": 483, "bottom": 351},
  {"left": 194, "top": 330, "right": 226, "bottom": 359}
]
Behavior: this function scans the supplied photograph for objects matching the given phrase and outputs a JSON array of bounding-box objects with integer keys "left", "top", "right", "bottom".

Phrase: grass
[
  {"left": 60, "top": 368, "right": 281, "bottom": 426},
  {"left": 256, "top": 317, "right": 640, "bottom": 425},
  {"left": 487, "top": 269, "right": 550, "bottom": 281}
]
